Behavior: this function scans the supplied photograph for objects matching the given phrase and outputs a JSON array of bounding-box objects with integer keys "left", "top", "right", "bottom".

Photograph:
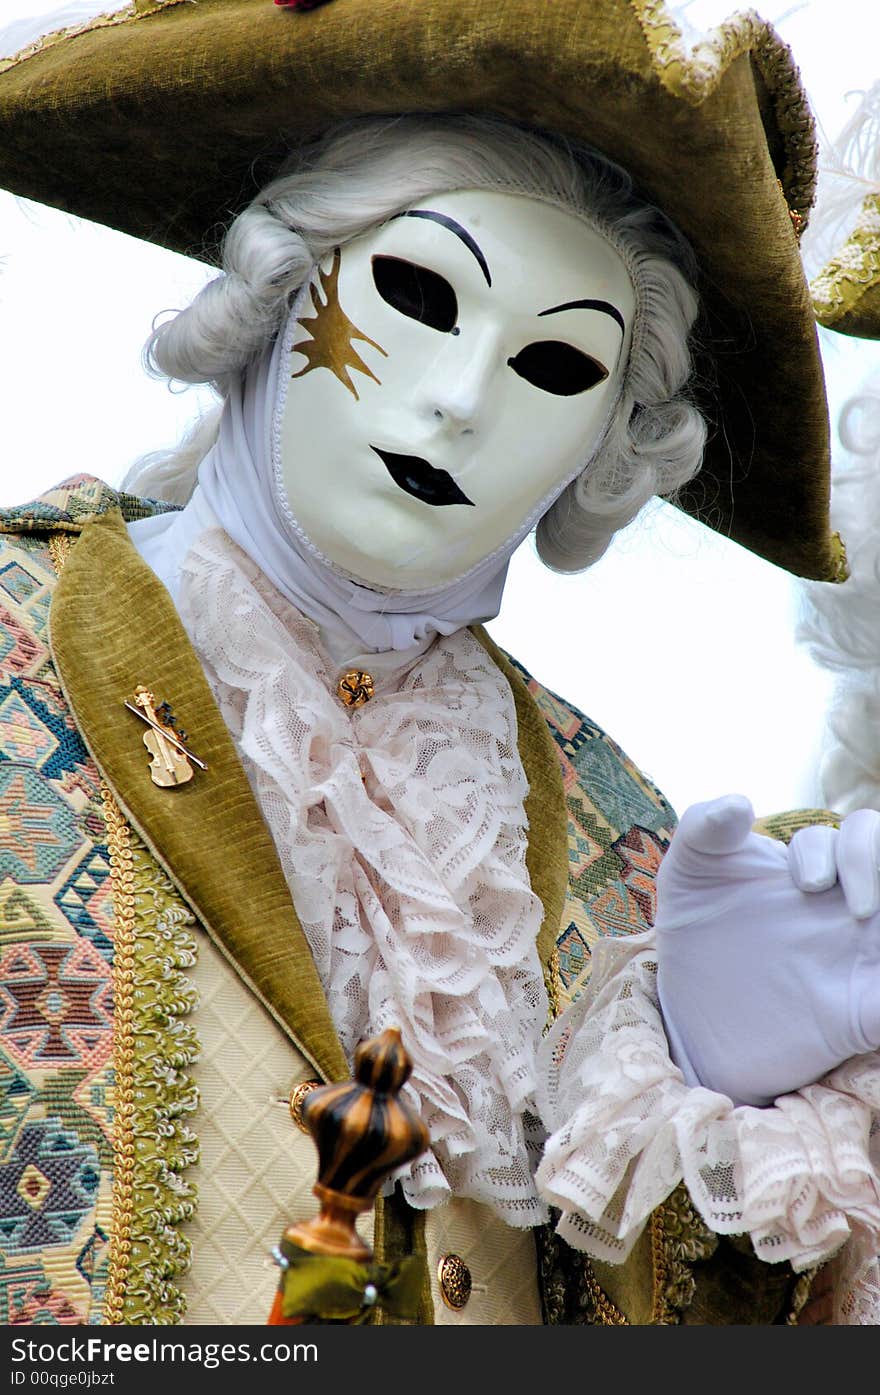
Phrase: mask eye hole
[
  {"left": 372, "top": 256, "right": 458, "bottom": 333},
  {"left": 507, "top": 341, "right": 609, "bottom": 396}
]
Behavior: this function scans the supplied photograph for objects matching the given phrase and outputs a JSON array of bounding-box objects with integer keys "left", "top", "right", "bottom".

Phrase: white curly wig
[{"left": 123, "top": 112, "right": 706, "bottom": 572}]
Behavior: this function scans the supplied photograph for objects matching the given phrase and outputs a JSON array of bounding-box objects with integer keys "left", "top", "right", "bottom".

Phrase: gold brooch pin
[
  {"left": 336, "top": 669, "right": 375, "bottom": 708},
  {"left": 124, "top": 686, "right": 207, "bottom": 787}
]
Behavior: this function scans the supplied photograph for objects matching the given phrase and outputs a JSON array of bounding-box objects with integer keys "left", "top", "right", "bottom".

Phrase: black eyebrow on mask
[
  {"left": 538, "top": 299, "right": 626, "bottom": 335},
  {"left": 393, "top": 210, "right": 492, "bottom": 286}
]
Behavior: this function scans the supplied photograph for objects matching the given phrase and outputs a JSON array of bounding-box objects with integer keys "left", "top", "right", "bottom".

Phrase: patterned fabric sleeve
[{"left": 505, "top": 655, "right": 677, "bottom": 1015}]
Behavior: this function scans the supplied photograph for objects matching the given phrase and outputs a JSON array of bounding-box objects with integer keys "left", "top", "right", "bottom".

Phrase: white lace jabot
[{"left": 176, "top": 525, "right": 550, "bottom": 1224}]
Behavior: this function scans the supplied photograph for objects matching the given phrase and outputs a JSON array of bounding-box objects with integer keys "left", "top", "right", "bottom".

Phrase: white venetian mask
[{"left": 277, "top": 188, "right": 635, "bottom": 590}]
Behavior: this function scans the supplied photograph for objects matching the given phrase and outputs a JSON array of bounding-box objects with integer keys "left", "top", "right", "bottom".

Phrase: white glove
[
  {"left": 655, "top": 794, "right": 880, "bottom": 1107},
  {"left": 787, "top": 810, "right": 880, "bottom": 917}
]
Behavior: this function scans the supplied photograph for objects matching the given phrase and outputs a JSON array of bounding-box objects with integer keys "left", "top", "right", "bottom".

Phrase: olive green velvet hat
[{"left": 0, "top": 0, "right": 850, "bottom": 581}]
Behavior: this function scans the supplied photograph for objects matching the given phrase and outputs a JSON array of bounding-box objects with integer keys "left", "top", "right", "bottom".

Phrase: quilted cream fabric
[
  {"left": 179, "top": 929, "right": 373, "bottom": 1325},
  {"left": 424, "top": 1198, "right": 542, "bottom": 1325}
]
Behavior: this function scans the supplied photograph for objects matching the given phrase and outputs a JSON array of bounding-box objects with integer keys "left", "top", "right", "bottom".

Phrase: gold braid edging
[
  {"left": 101, "top": 789, "right": 138, "bottom": 1325},
  {"left": 811, "top": 192, "right": 880, "bottom": 326},
  {"left": 649, "top": 1208, "right": 671, "bottom": 1323},
  {"left": 543, "top": 946, "right": 561, "bottom": 1025},
  {"left": 628, "top": 1, "right": 815, "bottom": 229},
  {"left": 122, "top": 839, "right": 200, "bottom": 1323},
  {"left": 0, "top": 1, "right": 187, "bottom": 75},
  {"left": 584, "top": 1265, "right": 629, "bottom": 1325}
]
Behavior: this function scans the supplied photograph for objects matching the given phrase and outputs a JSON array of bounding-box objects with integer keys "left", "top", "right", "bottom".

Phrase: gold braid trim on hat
[
  {"left": 811, "top": 191, "right": 880, "bottom": 327},
  {"left": 628, "top": 1, "right": 816, "bottom": 232},
  {"left": 0, "top": 0, "right": 185, "bottom": 76}
]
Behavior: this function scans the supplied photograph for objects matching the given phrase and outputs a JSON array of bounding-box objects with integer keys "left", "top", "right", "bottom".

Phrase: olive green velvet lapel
[
  {"left": 50, "top": 507, "right": 348, "bottom": 1084},
  {"left": 49, "top": 510, "right": 569, "bottom": 1081}
]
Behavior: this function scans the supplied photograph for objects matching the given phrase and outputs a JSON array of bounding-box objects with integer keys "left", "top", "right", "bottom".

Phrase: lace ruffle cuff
[{"left": 534, "top": 932, "right": 880, "bottom": 1305}]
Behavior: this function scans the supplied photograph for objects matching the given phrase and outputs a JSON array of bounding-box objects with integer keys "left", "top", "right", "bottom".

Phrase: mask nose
[
  {"left": 425, "top": 328, "right": 500, "bottom": 435},
  {"left": 432, "top": 405, "right": 475, "bottom": 436}
]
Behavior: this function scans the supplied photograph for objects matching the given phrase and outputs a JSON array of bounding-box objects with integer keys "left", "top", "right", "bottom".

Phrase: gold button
[
  {"left": 438, "top": 1253, "right": 472, "bottom": 1310},
  {"left": 337, "top": 669, "right": 374, "bottom": 708},
  {"left": 288, "top": 1080, "right": 322, "bottom": 1133}
]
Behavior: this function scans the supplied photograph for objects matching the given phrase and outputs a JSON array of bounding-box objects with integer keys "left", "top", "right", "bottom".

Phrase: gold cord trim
[
  {"left": 101, "top": 788, "right": 139, "bottom": 1325},
  {"left": 584, "top": 1263, "right": 629, "bottom": 1325},
  {"left": 786, "top": 1264, "right": 820, "bottom": 1324},
  {"left": 648, "top": 1208, "right": 670, "bottom": 1323},
  {"left": 544, "top": 946, "right": 561, "bottom": 1025},
  {"left": 583, "top": 1208, "right": 673, "bottom": 1325}
]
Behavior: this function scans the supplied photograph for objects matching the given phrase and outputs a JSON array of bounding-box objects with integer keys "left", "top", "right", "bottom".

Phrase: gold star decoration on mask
[{"left": 291, "top": 249, "right": 387, "bottom": 399}]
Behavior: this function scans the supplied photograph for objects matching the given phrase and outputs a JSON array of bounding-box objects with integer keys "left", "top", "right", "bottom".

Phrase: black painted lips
[{"left": 371, "top": 446, "right": 474, "bottom": 506}]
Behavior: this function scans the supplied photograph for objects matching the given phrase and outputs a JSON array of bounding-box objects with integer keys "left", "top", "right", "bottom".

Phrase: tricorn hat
[{"left": 0, "top": 0, "right": 855, "bottom": 580}]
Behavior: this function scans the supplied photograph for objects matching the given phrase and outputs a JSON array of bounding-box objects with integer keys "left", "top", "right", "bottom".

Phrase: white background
[{"left": 2, "top": 0, "right": 880, "bottom": 818}]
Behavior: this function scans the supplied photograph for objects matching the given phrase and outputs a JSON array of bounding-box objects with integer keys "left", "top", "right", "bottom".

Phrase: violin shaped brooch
[{"left": 124, "top": 685, "right": 207, "bottom": 787}]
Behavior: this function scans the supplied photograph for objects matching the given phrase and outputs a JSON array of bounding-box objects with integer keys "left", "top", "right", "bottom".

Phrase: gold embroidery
[
  {"left": 291, "top": 249, "right": 387, "bottom": 400},
  {"left": 46, "top": 525, "right": 199, "bottom": 1322},
  {"left": 47, "top": 533, "right": 73, "bottom": 573},
  {"left": 101, "top": 787, "right": 138, "bottom": 1325}
]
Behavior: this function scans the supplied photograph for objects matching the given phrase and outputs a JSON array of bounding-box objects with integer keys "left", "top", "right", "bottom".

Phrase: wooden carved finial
[{"left": 282, "top": 1027, "right": 428, "bottom": 1263}]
